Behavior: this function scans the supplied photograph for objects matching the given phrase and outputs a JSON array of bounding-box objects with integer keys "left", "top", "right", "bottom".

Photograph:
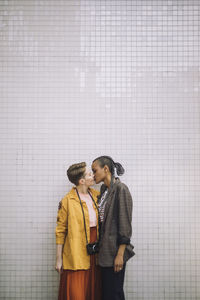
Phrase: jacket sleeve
[
  {"left": 55, "top": 196, "right": 68, "bottom": 245},
  {"left": 117, "top": 184, "right": 133, "bottom": 245}
]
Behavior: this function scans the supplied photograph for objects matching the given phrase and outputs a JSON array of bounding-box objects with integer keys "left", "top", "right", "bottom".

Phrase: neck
[
  {"left": 104, "top": 173, "right": 112, "bottom": 188},
  {"left": 76, "top": 185, "right": 88, "bottom": 194}
]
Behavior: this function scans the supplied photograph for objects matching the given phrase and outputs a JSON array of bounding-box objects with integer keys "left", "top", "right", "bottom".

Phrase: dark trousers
[{"left": 101, "top": 264, "right": 126, "bottom": 300}]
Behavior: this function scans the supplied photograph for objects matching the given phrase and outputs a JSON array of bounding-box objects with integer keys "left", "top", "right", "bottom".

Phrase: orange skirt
[{"left": 58, "top": 227, "right": 102, "bottom": 300}]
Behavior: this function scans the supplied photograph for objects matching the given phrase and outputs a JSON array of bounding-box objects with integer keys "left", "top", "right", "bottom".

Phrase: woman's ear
[
  {"left": 104, "top": 165, "right": 109, "bottom": 173},
  {"left": 79, "top": 178, "right": 85, "bottom": 185}
]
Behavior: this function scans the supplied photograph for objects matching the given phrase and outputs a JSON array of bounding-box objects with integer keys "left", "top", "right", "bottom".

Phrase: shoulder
[
  {"left": 116, "top": 180, "right": 130, "bottom": 192},
  {"left": 64, "top": 188, "right": 74, "bottom": 200},
  {"left": 58, "top": 195, "right": 68, "bottom": 210},
  {"left": 115, "top": 181, "right": 132, "bottom": 200},
  {"left": 58, "top": 188, "right": 74, "bottom": 208}
]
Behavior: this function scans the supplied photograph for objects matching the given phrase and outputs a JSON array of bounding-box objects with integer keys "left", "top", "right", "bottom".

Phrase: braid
[
  {"left": 113, "top": 161, "right": 125, "bottom": 176},
  {"left": 67, "top": 162, "right": 86, "bottom": 185}
]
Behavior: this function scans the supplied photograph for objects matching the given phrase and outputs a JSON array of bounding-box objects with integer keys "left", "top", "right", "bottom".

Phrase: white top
[{"left": 79, "top": 193, "right": 97, "bottom": 227}]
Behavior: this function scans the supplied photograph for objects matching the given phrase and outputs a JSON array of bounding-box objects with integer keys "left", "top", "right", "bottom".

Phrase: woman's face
[
  {"left": 82, "top": 167, "right": 95, "bottom": 187},
  {"left": 92, "top": 160, "right": 106, "bottom": 184}
]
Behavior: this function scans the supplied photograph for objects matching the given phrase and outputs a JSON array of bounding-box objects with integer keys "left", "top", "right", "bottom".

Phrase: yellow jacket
[{"left": 55, "top": 187, "right": 100, "bottom": 270}]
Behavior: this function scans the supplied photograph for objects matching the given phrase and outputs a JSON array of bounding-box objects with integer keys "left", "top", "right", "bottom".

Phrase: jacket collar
[
  {"left": 100, "top": 177, "right": 120, "bottom": 195},
  {"left": 68, "top": 186, "right": 95, "bottom": 202},
  {"left": 100, "top": 177, "right": 121, "bottom": 225}
]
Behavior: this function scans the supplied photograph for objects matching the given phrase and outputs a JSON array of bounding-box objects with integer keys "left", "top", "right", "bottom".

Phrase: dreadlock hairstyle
[
  {"left": 67, "top": 162, "right": 86, "bottom": 186},
  {"left": 93, "top": 156, "right": 125, "bottom": 176}
]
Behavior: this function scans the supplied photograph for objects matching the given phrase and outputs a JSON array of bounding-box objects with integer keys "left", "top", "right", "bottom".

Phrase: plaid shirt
[{"left": 98, "top": 178, "right": 135, "bottom": 267}]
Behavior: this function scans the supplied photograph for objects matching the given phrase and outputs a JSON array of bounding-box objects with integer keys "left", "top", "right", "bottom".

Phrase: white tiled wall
[{"left": 0, "top": 0, "right": 199, "bottom": 299}]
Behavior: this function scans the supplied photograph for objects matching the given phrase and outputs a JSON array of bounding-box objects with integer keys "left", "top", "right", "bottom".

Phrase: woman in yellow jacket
[{"left": 55, "top": 162, "right": 101, "bottom": 300}]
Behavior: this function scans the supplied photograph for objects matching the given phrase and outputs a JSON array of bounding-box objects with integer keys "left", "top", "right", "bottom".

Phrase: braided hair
[
  {"left": 67, "top": 162, "right": 86, "bottom": 185},
  {"left": 93, "top": 156, "right": 125, "bottom": 176}
]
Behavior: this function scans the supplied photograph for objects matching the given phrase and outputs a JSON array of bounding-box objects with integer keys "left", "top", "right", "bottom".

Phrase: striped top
[{"left": 98, "top": 189, "right": 108, "bottom": 223}]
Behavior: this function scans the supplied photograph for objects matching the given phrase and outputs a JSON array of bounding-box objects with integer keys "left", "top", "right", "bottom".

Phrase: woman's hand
[
  {"left": 114, "top": 244, "right": 126, "bottom": 272},
  {"left": 55, "top": 257, "right": 63, "bottom": 274},
  {"left": 114, "top": 253, "right": 124, "bottom": 272},
  {"left": 55, "top": 244, "right": 63, "bottom": 274}
]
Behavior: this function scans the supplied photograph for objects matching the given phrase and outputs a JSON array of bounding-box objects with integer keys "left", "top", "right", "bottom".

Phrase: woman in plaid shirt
[{"left": 92, "top": 156, "right": 135, "bottom": 300}]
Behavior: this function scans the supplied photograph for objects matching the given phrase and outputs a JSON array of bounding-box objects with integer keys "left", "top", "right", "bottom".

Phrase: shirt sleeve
[
  {"left": 55, "top": 196, "right": 68, "bottom": 245},
  {"left": 117, "top": 184, "right": 133, "bottom": 245}
]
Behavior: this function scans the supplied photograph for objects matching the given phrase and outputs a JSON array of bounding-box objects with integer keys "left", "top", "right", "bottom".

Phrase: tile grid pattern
[{"left": 0, "top": 0, "right": 199, "bottom": 299}]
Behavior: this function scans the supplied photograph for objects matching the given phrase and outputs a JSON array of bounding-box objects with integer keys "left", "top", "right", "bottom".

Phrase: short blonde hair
[{"left": 67, "top": 162, "right": 86, "bottom": 185}]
